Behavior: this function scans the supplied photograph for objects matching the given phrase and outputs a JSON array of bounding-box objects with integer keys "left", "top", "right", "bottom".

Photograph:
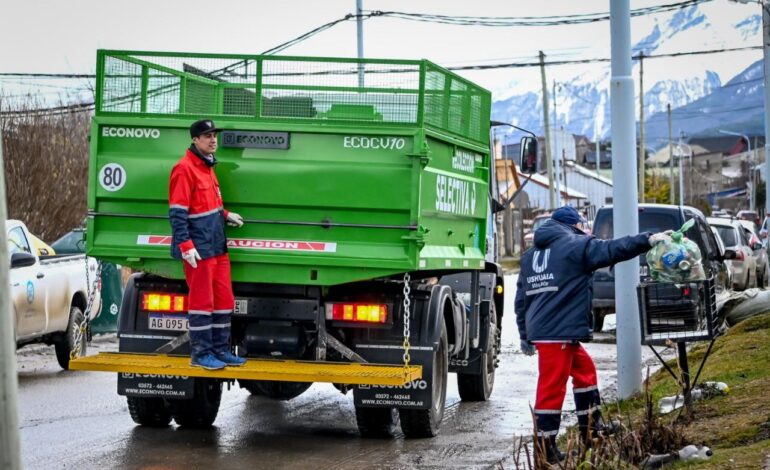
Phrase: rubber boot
[{"left": 536, "top": 436, "right": 565, "bottom": 466}]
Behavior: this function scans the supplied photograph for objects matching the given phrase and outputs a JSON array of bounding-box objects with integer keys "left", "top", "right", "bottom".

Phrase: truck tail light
[
  {"left": 142, "top": 293, "right": 187, "bottom": 313},
  {"left": 326, "top": 303, "right": 387, "bottom": 323}
]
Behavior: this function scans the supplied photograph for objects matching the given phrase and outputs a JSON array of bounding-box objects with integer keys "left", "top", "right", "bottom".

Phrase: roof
[
  {"left": 564, "top": 161, "right": 613, "bottom": 186},
  {"left": 500, "top": 171, "right": 588, "bottom": 200},
  {"left": 707, "top": 217, "right": 741, "bottom": 228}
]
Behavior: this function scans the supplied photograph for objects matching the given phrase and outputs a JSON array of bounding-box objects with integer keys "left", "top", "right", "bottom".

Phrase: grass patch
[{"left": 605, "top": 313, "right": 770, "bottom": 468}]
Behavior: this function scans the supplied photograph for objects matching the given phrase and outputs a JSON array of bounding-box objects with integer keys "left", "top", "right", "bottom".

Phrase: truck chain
[
  {"left": 70, "top": 256, "right": 102, "bottom": 360},
  {"left": 402, "top": 272, "right": 411, "bottom": 376}
]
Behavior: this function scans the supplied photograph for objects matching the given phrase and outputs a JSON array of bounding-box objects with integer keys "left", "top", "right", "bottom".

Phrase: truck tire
[
  {"left": 127, "top": 397, "right": 171, "bottom": 427},
  {"left": 54, "top": 305, "right": 87, "bottom": 370},
  {"left": 592, "top": 309, "right": 605, "bottom": 333},
  {"left": 457, "top": 303, "right": 498, "bottom": 401},
  {"left": 238, "top": 380, "right": 312, "bottom": 400},
  {"left": 355, "top": 407, "right": 400, "bottom": 438},
  {"left": 169, "top": 379, "right": 222, "bottom": 428},
  {"left": 399, "top": 321, "right": 448, "bottom": 438}
]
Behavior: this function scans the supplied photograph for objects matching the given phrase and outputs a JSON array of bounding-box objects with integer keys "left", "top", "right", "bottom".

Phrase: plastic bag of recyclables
[{"left": 646, "top": 219, "right": 706, "bottom": 283}]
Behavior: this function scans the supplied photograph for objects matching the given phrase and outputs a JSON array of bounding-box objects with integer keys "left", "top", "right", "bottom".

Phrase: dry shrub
[{"left": 1, "top": 95, "right": 92, "bottom": 241}]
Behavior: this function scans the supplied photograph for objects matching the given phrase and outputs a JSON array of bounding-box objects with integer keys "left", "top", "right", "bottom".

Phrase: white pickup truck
[{"left": 6, "top": 220, "right": 101, "bottom": 369}]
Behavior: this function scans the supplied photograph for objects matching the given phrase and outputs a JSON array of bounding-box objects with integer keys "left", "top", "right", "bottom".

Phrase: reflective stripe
[
  {"left": 525, "top": 286, "right": 559, "bottom": 296},
  {"left": 534, "top": 409, "right": 562, "bottom": 415},
  {"left": 574, "top": 385, "right": 598, "bottom": 393},
  {"left": 212, "top": 323, "right": 231, "bottom": 329},
  {"left": 188, "top": 207, "right": 223, "bottom": 219},
  {"left": 536, "top": 430, "right": 559, "bottom": 437},
  {"left": 576, "top": 406, "right": 601, "bottom": 416},
  {"left": 188, "top": 310, "right": 211, "bottom": 316},
  {"left": 188, "top": 324, "right": 212, "bottom": 331},
  {"left": 170, "top": 204, "right": 189, "bottom": 211},
  {"left": 213, "top": 310, "right": 232, "bottom": 314}
]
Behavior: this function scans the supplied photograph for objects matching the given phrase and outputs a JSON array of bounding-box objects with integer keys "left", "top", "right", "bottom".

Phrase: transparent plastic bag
[{"left": 646, "top": 219, "right": 705, "bottom": 283}]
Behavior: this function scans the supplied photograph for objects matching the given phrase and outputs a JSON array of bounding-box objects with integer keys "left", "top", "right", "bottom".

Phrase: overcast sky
[{"left": 1, "top": 0, "right": 762, "bottom": 100}]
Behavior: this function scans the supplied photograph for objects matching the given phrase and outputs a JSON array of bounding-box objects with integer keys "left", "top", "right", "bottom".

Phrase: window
[
  {"left": 7, "top": 227, "right": 32, "bottom": 256},
  {"left": 593, "top": 210, "right": 679, "bottom": 240},
  {"left": 715, "top": 226, "right": 738, "bottom": 247}
]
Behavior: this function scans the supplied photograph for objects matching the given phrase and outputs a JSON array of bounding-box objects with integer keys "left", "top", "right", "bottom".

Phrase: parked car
[
  {"left": 736, "top": 220, "right": 768, "bottom": 288},
  {"left": 759, "top": 216, "right": 770, "bottom": 247},
  {"left": 591, "top": 204, "right": 730, "bottom": 331},
  {"left": 523, "top": 213, "right": 551, "bottom": 250},
  {"left": 737, "top": 210, "right": 761, "bottom": 227},
  {"left": 6, "top": 220, "right": 101, "bottom": 369},
  {"left": 50, "top": 228, "right": 124, "bottom": 334},
  {"left": 708, "top": 217, "right": 758, "bottom": 291}
]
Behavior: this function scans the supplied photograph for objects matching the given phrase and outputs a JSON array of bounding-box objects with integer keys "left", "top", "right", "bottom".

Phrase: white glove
[
  {"left": 182, "top": 247, "right": 202, "bottom": 268},
  {"left": 226, "top": 212, "right": 244, "bottom": 228},
  {"left": 649, "top": 231, "right": 673, "bottom": 246}
]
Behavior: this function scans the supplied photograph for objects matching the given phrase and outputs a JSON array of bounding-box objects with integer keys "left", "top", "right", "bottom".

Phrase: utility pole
[
  {"left": 638, "top": 52, "right": 646, "bottom": 203},
  {"left": 666, "top": 103, "right": 674, "bottom": 204},
  {"left": 763, "top": 0, "right": 770, "bottom": 215},
  {"left": 356, "top": 0, "right": 365, "bottom": 87},
  {"left": 540, "top": 51, "right": 556, "bottom": 209},
  {"left": 0, "top": 129, "right": 22, "bottom": 470},
  {"left": 610, "top": 0, "right": 642, "bottom": 399},
  {"left": 553, "top": 80, "right": 562, "bottom": 206}
]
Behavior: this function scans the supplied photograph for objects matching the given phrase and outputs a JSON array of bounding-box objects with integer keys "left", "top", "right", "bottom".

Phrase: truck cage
[{"left": 95, "top": 50, "right": 491, "bottom": 147}]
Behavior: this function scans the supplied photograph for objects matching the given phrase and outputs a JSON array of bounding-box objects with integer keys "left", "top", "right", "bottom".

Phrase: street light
[{"left": 719, "top": 129, "right": 753, "bottom": 210}]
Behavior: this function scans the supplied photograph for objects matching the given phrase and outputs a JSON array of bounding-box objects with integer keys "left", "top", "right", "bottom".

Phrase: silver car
[
  {"left": 708, "top": 218, "right": 758, "bottom": 291},
  {"left": 737, "top": 219, "right": 768, "bottom": 288}
]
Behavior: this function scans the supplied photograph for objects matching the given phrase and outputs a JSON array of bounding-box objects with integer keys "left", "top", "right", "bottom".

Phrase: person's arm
[
  {"left": 514, "top": 274, "right": 530, "bottom": 341},
  {"left": 583, "top": 233, "right": 652, "bottom": 272},
  {"left": 169, "top": 167, "right": 195, "bottom": 253}
]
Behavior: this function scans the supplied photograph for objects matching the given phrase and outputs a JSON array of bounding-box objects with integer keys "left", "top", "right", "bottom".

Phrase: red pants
[
  {"left": 533, "top": 342, "right": 601, "bottom": 437},
  {"left": 183, "top": 253, "right": 235, "bottom": 358}
]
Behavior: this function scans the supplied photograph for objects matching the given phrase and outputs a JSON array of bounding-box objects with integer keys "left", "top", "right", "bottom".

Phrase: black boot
[{"left": 536, "top": 436, "right": 565, "bottom": 465}]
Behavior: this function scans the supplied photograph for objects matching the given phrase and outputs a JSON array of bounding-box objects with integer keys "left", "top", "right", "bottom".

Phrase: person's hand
[
  {"left": 182, "top": 247, "right": 201, "bottom": 268},
  {"left": 226, "top": 212, "right": 244, "bottom": 228},
  {"left": 649, "top": 231, "right": 673, "bottom": 246},
  {"left": 520, "top": 340, "right": 536, "bottom": 356}
]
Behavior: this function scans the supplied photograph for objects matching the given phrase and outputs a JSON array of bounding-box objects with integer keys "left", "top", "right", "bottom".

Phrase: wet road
[{"left": 16, "top": 274, "right": 661, "bottom": 469}]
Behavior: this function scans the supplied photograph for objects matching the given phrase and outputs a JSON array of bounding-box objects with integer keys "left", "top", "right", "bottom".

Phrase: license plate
[
  {"left": 234, "top": 298, "right": 249, "bottom": 315},
  {"left": 148, "top": 314, "right": 188, "bottom": 331}
]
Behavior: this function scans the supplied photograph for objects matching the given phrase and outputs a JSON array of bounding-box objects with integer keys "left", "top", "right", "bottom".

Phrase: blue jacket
[{"left": 515, "top": 219, "right": 651, "bottom": 342}]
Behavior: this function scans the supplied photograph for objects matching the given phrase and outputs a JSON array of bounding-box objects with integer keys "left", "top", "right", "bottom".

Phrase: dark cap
[
  {"left": 551, "top": 206, "right": 581, "bottom": 225},
  {"left": 190, "top": 119, "right": 222, "bottom": 138}
]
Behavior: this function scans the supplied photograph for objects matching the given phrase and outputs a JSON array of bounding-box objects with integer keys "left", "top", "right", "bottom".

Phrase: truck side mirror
[
  {"left": 518, "top": 136, "right": 538, "bottom": 174},
  {"left": 10, "top": 252, "right": 36, "bottom": 269}
]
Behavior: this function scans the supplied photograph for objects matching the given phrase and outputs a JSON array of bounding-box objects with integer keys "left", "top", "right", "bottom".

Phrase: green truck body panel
[{"left": 87, "top": 50, "right": 492, "bottom": 286}]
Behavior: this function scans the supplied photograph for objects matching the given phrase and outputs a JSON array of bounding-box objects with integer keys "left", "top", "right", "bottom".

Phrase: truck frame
[{"left": 79, "top": 50, "right": 507, "bottom": 437}]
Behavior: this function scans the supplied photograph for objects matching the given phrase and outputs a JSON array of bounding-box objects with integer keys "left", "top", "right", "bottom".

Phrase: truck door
[{"left": 7, "top": 227, "right": 47, "bottom": 337}]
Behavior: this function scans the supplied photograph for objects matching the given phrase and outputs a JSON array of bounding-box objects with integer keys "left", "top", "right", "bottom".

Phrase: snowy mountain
[{"left": 490, "top": 3, "right": 762, "bottom": 147}]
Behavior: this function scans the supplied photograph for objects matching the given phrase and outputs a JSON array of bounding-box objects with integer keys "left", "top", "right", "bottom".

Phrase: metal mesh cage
[
  {"left": 637, "top": 277, "right": 718, "bottom": 345},
  {"left": 96, "top": 51, "right": 490, "bottom": 146}
]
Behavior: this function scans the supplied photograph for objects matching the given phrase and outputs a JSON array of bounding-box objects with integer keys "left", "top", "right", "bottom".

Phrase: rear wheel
[
  {"left": 238, "top": 380, "right": 312, "bottom": 400},
  {"left": 168, "top": 379, "right": 222, "bottom": 428},
  {"left": 457, "top": 303, "right": 499, "bottom": 401},
  {"left": 54, "top": 305, "right": 86, "bottom": 370},
  {"left": 400, "top": 321, "right": 448, "bottom": 438},
  {"left": 127, "top": 397, "right": 171, "bottom": 427},
  {"left": 355, "top": 407, "right": 400, "bottom": 438}
]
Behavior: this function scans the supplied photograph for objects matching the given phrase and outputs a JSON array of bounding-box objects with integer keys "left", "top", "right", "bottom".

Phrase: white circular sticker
[{"left": 99, "top": 163, "right": 127, "bottom": 192}]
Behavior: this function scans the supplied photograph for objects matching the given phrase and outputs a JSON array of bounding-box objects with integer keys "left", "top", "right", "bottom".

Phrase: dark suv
[{"left": 590, "top": 204, "right": 729, "bottom": 331}]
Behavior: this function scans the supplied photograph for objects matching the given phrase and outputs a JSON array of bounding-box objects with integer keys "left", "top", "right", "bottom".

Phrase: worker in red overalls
[{"left": 169, "top": 119, "right": 246, "bottom": 370}]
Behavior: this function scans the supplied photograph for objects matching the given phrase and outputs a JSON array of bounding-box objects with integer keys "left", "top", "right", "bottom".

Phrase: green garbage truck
[{"left": 82, "top": 50, "right": 530, "bottom": 437}]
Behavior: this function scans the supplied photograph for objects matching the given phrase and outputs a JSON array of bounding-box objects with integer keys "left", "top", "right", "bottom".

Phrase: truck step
[{"left": 69, "top": 352, "right": 422, "bottom": 386}]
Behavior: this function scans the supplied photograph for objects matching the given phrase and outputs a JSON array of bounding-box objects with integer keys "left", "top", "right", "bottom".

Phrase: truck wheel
[
  {"left": 399, "top": 321, "right": 448, "bottom": 438},
  {"left": 238, "top": 380, "right": 312, "bottom": 400},
  {"left": 169, "top": 379, "right": 222, "bottom": 428},
  {"left": 355, "top": 407, "right": 400, "bottom": 438},
  {"left": 592, "top": 309, "right": 605, "bottom": 332},
  {"left": 457, "top": 303, "right": 498, "bottom": 401},
  {"left": 127, "top": 397, "right": 171, "bottom": 427},
  {"left": 54, "top": 306, "right": 86, "bottom": 370}
]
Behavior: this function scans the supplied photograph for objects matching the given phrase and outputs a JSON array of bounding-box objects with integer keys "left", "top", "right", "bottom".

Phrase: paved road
[{"left": 16, "top": 274, "right": 662, "bottom": 469}]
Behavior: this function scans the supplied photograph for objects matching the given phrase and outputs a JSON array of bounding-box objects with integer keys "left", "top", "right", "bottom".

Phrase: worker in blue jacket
[{"left": 515, "top": 206, "right": 667, "bottom": 464}]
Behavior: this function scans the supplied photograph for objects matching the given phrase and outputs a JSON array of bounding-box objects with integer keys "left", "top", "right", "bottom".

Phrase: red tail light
[
  {"left": 736, "top": 250, "right": 745, "bottom": 261},
  {"left": 326, "top": 303, "right": 388, "bottom": 323},
  {"left": 142, "top": 293, "right": 187, "bottom": 313}
]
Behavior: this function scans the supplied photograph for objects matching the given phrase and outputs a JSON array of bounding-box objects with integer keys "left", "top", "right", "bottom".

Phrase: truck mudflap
[
  {"left": 118, "top": 372, "right": 195, "bottom": 399},
  {"left": 353, "top": 347, "right": 434, "bottom": 409}
]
